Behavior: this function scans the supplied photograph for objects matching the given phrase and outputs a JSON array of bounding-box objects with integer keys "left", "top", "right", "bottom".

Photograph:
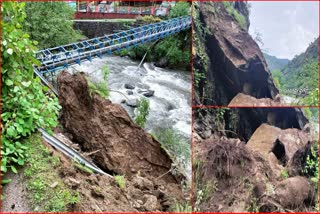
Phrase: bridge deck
[{"left": 35, "top": 16, "right": 191, "bottom": 75}]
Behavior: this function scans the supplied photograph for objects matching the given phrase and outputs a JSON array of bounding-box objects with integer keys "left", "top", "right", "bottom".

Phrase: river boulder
[{"left": 124, "top": 83, "right": 135, "bottom": 89}]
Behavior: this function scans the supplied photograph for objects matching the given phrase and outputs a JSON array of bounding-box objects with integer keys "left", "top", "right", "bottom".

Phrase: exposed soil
[
  {"left": 54, "top": 71, "right": 187, "bottom": 211},
  {"left": 1, "top": 172, "right": 32, "bottom": 212},
  {"left": 194, "top": 136, "right": 316, "bottom": 212},
  {"left": 194, "top": 108, "right": 317, "bottom": 212},
  {"left": 57, "top": 71, "right": 183, "bottom": 183},
  {"left": 56, "top": 154, "right": 185, "bottom": 212}
]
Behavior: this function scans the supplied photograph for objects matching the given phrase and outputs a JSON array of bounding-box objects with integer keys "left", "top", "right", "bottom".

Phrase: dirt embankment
[
  {"left": 194, "top": 109, "right": 317, "bottom": 212},
  {"left": 55, "top": 71, "right": 186, "bottom": 212}
]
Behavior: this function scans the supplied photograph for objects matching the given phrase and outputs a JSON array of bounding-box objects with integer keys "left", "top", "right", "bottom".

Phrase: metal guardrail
[{"left": 38, "top": 128, "right": 113, "bottom": 178}]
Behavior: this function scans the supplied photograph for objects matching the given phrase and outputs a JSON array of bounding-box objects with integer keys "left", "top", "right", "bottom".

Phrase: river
[{"left": 70, "top": 55, "right": 191, "bottom": 176}]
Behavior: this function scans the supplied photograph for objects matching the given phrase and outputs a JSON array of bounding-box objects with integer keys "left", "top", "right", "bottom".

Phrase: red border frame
[{"left": 1, "top": 0, "right": 320, "bottom": 213}]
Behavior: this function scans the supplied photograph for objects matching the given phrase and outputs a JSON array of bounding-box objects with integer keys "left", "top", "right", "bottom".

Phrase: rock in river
[
  {"left": 126, "top": 99, "right": 139, "bottom": 107},
  {"left": 124, "top": 83, "right": 135, "bottom": 90}
]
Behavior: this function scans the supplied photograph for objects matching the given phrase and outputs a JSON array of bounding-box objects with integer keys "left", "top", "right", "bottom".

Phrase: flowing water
[{"left": 70, "top": 55, "right": 191, "bottom": 176}]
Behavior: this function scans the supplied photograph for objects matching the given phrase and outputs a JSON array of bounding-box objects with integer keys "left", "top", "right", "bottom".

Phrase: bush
[
  {"left": 135, "top": 98, "right": 150, "bottom": 128},
  {"left": 152, "top": 128, "right": 190, "bottom": 169},
  {"left": 2, "top": 2, "right": 61, "bottom": 175},
  {"left": 128, "top": 2, "right": 191, "bottom": 70},
  {"left": 141, "top": 15, "right": 162, "bottom": 23},
  {"left": 169, "top": 2, "right": 190, "bottom": 18},
  {"left": 114, "top": 175, "right": 126, "bottom": 189},
  {"left": 24, "top": 2, "right": 83, "bottom": 49},
  {"left": 87, "top": 65, "right": 110, "bottom": 99},
  {"left": 223, "top": 2, "right": 247, "bottom": 29},
  {"left": 304, "top": 142, "right": 319, "bottom": 185}
]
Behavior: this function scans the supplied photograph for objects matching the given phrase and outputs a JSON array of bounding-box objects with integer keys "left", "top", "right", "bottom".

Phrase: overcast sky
[{"left": 249, "top": 1, "right": 319, "bottom": 60}]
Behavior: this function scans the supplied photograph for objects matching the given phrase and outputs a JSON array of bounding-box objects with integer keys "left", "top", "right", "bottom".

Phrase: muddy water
[{"left": 70, "top": 55, "right": 191, "bottom": 176}]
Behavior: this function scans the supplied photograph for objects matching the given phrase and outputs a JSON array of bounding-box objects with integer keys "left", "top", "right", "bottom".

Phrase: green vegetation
[
  {"left": 87, "top": 65, "right": 110, "bottom": 99},
  {"left": 2, "top": 2, "right": 60, "bottom": 176},
  {"left": 24, "top": 134, "right": 80, "bottom": 211},
  {"left": 135, "top": 97, "right": 150, "bottom": 128},
  {"left": 88, "top": 81, "right": 109, "bottom": 98},
  {"left": 193, "top": 2, "right": 211, "bottom": 101},
  {"left": 152, "top": 128, "right": 190, "bottom": 170},
  {"left": 172, "top": 201, "right": 192, "bottom": 212},
  {"left": 169, "top": 2, "right": 190, "bottom": 18},
  {"left": 270, "top": 58, "right": 318, "bottom": 106},
  {"left": 24, "top": 2, "right": 83, "bottom": 49},
  {"left": 304, "top": 142, "right": 319, "bottom": 185},
  {"left": 114, "top": 175, "right": 126, "bottom": 189},
  {"left": 271, "top": 70, "right": 285, "bottom": 91},
  {"left": 223, "top": 2, "right": 247, "bottom": 29},
  {"left": 279, "top": 38, "right": 318, "bottom": 106},
  {"left": 137, "top": 15, "right": 162, "bottom": 23},
  {"left": 280, "top": 169, "right": 289, "bottom": 179},
  {"left": 246, "top": 197, "right": 259, "bottom": 212},
  {"left": 263, "top": 53, "right": 289, "bottom": 71},
  {"left": 73, "top": 160, "right": 94, "bottom": 174},
  {"left": 127, "top": 2, "right": 191, "bottom": 69}
]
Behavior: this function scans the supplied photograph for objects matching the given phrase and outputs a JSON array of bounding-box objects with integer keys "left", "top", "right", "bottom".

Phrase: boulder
[
  {"left": 194, "top": 2, "right": 279, "bottom": 106},
  {"left": 246, "top": 124, "right": 310, "bottom": 164},
  {"left": 275, "top": 176, "right": 314, "bottom": 209},
  {"left": 154, "top": 57, "right": 168, "bottom": 68},
  {"left": 277, "top": 129, "right": 310, "bottom": 162},
  {"left": 246, "top": 124, "right": 281, "bottom": 159},
  {"left": 228, "top": 93, "right": 282, "bottom": 107},
  {"left": 143, "top": 195, "right": 160, "bottom": 211},
  {"left": 124, "top": 83, "right": 135, "bottom": 90},
  {"left": 132, "top": 176, "right": 154, "bottom": 191},
  {"left": 126, "top": 99, "right": 139, "bottom": 107},
  {"left": 126, "top": 90, "right": 133, "bottom": 95},
  {"left": 142, "top": 90, "right": 155, "bottom": 97}
]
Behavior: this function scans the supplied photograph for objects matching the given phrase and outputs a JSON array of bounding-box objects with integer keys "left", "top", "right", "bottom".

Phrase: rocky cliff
[{"left": 193, "top": 2, "right": 279, "bottom": 106}]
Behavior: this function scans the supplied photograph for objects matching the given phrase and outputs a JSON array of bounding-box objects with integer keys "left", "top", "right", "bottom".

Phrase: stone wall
[{"left": 73, "top": 21, "right": 140, "bottom": 38}]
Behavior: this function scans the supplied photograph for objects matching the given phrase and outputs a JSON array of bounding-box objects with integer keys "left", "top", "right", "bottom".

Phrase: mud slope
[
  {"left": 193, "top": 2, "right": 279, "bottom": 106},
  {"left": 56, "top": 71, "right": 187, "bottom": 211},
  {"left": 58, "top": 71, "right": 182, "bottom": 183}
]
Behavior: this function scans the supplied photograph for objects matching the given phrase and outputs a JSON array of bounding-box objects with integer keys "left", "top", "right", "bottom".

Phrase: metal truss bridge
[{"left": 34, "top": 16, "right": 191, "bottom": 78}]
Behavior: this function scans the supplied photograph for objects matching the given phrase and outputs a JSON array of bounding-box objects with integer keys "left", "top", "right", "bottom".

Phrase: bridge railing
[
  {"left": 35, "top": 16, "right": 191, "bottom": 75},
  {"left": 77, "top": 5, "right": 169, "bottom": 16}
]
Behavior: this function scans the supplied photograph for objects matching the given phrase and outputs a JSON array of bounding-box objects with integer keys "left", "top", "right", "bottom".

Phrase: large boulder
[
  {"left": 57, "top": 71, "right": 180, "bottom": 184},
  {"left": 246, "top": 124, "right": 310, "bottom": 165},
  {"left": 228, "top": 93, "right": 282, "bottom": 107},
  {"left": 247, "top": 124, "right": 281, "bottom": 158},
  {"left": 275, "top": 176, "right": 315, "bottom": 209},
  {"left": 277, "top": 129, "right": 310, "bottom": 161},
  {"left": 194, "top": 2, "right": 279, "bottom": 106}
]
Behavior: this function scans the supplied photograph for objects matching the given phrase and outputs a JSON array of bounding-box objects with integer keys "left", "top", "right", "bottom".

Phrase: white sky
[{"left": 249, "top": 1, "right": 319, "bottom": 59}]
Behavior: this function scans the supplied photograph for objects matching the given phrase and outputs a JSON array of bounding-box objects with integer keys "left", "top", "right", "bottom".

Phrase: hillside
[
  {"left": 282, "top": 38, "right": 318, "bottom": 78},
  {"left": 281, "top": 38, "right": 318, "bottom": 105},
  {"left": 263, "top": 53, "right": 289, "bottom": 71}
]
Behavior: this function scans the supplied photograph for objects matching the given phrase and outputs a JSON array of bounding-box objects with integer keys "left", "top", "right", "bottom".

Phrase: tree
[
  {"left": 169, "top": 2, "right": 190, "bottom": 18},
  {"left": 24, "top": 2, "right": 83, "bottom": 49},
  {"left": 2, "top": 2, "right": 60, "bottom": 175},
  {"left": 271, "top": 69, "right": 284, "bottom": 90}
]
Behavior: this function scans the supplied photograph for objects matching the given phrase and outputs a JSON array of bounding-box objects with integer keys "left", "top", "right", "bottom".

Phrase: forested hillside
[{"left": 263, "top": 53, "right": 289, "bottom": 71}]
